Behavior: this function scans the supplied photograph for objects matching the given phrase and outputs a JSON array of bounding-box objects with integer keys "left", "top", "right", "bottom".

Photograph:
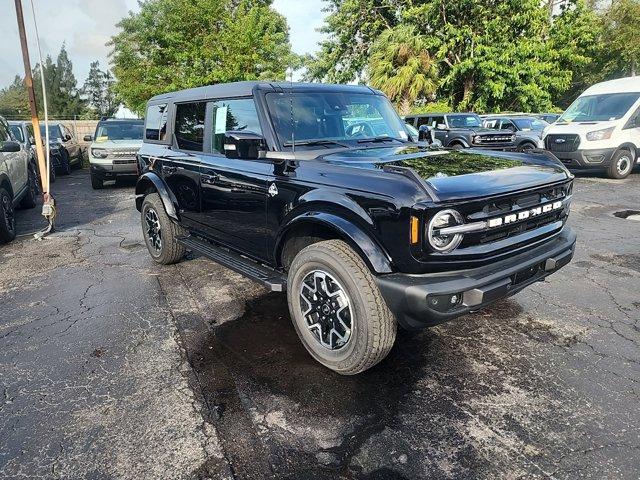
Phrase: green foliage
[
  {"left": 109, "top": 0, "right": 296, "bottom": 115},
  {"left": 600, "top": 0, "right": 640, "bottom": 77},
  {"left": 308, "top": 0, "right": 616, "bottom": 113},
  {"left": 0, "top": 76, "right": 29, "bottom": 118},
  {"left": 410, "top": 100, "right": 452, "bottom": 115},
  {"left": 82, "top": 61, "right": 119, "bottom": 118},
  {"left": 368, "top": 25, "right": 438, "bottom": 115}
]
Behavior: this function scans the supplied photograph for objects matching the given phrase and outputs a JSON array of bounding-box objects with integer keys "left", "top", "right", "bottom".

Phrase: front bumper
[
  {"left": 551, "top": 148, "right": 616, "bottom": 169},
  {"left": 376, "top": 227, "right": 576, "bottom": 329},
  {"left": 90, "top": 161, "right": 138, "bottom": 179}
]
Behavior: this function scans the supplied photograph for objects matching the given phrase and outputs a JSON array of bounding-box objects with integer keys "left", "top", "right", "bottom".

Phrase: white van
[{"left": 543, "top": 76, "right": 640, "bottom": 179}]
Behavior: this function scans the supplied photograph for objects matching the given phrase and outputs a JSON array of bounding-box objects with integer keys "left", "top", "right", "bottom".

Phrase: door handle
[
  {"left": 201, "top": 173, "right": 219, "bottom": 185},
  {"left": 162, "top": 165, "right": 177, "bottom": 175}
]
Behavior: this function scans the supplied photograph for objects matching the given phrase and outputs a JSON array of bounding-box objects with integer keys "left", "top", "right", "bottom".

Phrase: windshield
[
  {"left": 9, "top": 125, "right": 24, "bottom": 143},
  {"left": 95, "top": 121, "right": 144, "bottom": 141},
  {"left": 559, "top": 92, "right": 640, "bottom": 122},
  {"left": 447, "top": 114, "right": 482, "bottom": 128},
  {"left": 513, "top": 118, "right": 548, "bottom": 131},
  {"left": 265, "top": 92, "right": 408, "bottom": 148},
  {"left": 39, "top": 125, "right": 61, "bottom": 139}
]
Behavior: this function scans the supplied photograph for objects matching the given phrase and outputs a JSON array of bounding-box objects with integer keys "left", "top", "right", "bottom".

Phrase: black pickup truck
[
  {"left": 135, "top": 82, "right": 576, "bottom": 375},
  {"left": 405, "top": 112, "right": 517, "bottom": 150}
]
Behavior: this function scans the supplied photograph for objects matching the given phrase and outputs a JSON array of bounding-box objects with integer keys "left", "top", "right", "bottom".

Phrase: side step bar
[{"left": 177, "top": 235, "right": 287, "bottom": 292}]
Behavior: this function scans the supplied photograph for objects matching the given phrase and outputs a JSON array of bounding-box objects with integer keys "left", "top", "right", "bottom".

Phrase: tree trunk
[{"left": 462, "top": 76, "right": 474, "bottom": 109}]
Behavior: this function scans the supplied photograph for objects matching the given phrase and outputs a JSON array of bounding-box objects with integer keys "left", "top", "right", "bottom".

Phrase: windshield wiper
[
  {"left": 356, "top": 136, "right": 404, "bottom": 144},
  {"left": 282, "top": 139, "right": 349, "bottom": 148}
]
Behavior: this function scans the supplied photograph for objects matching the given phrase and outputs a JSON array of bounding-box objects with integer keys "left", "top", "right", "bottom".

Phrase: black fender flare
[
  {"left": 447, "top": 137, "right": 470, "bottom": 148},
  {"left": 135, "top": 171, "right": 179, "bottom": 221},
  {"left": 275, "top": 210, "right": 393, "bottom": 274},
  {"left": 617, "top": 142, "right": 638, "bottom": 161}
]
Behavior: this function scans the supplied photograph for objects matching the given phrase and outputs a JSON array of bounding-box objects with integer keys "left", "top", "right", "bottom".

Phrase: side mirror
[
  {"left": 223, "top": 131, "right": 266, "bottom": 160},
  {"left": 418, "top": 125, "right": 435, "bottom": 144},
  {"left": 0, "top": 141, "right": 21, "bottom": 153},
  {"left": 84, "top": 135, "right": 93, "bottom": 142},
  {"left": 64, "top": 134, "right": 72, "bottom": 141},
  {"left": 436, "top": 123, "right": 447, "bottom": 130},
  {"left": 28, "top": 136, "right": 35, "bottom": 145}
]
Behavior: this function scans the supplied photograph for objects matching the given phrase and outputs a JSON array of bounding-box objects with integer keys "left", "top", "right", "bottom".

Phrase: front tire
[
  {"left": 90, "top": 171, "right": 103, "bottom": 190},
  {"left": 0, "top": 188, "right": 16, "bottom": 244},
  {"left": 607, "top": 150, "right": 634, "bottom": 179},
  {"left": 287, "top": 239, "right": 396, "bottom": 375},
  {"left": 518, "top": 142, "right": 536, "bottom": 152},
  {"left": 141, "top": 193, "right": 186, "bottom": 264}
]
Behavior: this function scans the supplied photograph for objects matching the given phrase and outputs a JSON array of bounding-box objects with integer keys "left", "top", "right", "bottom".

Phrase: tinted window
[
  {"left": 416, "top": 117, "right": 431, "bottom": 128},
  {"left": 174, "top": 102, "right": 206, "bottom": 151},
  {"left": 145, "top": 104, "right": 168, "bottom": 141},
  {"left": 39, "top": 124, "right": 63, "bottom": 139},
  {"left": 447, "top": 114, "right": 482, "bottom": 128},
  {"left": 500, "top": 120, "right": 515, "bottom": 130},
  {"left": 211, "top": 98, "right": 261, "bottom": 153},
  {"left": 9, "top": 125, "right": 24, "bottom": 142}
]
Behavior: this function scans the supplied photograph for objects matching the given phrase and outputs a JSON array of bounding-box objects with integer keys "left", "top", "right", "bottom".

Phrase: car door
[
  {"left": 0, "top": 119, "right": 26, "bottom": 191},
  {"left": 161, "top": 102, "right": 203, "bottom": 230},
  {"left": 62, "top": 125, "right": 80, "bottom": 160},
  {"left": 199, "top": 97, "right": 270, "bottom": 261},
  {"left": 431, "top": 115, "right": 448, "bottom": 144}
]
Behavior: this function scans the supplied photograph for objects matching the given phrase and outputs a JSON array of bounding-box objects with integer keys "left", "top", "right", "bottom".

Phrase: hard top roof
[
  {"left": 148, "top": 81, "right": 381, "bottom": 104},
  {"left": 582, "top": 76, "right": 640, "bottom": 96}
]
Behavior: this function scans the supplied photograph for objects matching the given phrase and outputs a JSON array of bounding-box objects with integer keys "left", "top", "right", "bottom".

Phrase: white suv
[
  {"left": 0, "top": 116, "right": 38, "bottom": 243},
  {"left": 543, "top": 76, "right": 640, "bottom": 179}
]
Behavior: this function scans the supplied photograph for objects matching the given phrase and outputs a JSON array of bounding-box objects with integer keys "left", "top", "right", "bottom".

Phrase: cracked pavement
[{"left": 1, "top": 169, "right": 639, "bottom": 479}]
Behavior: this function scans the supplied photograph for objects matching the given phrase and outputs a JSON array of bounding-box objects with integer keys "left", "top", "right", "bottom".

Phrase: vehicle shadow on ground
[{"left": 190, "top": 291, "right": 501, "bottom": 479}]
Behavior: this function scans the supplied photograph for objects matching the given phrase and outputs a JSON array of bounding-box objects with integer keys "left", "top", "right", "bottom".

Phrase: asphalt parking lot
[{"left": 1, "top": 168, "right": 639, "bottom": 479}]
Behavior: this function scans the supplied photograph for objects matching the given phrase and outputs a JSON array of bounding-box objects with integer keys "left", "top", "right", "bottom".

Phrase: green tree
[
  {"left": 0, "top": 76, "right": 28, "bottom": 118},
  {"left": 304, "top": 0, "right": 401, "bottom": 83},
  {"left": 600, "top": 0, "right": 640, "bottom": 77},
  {"left": 82, "top": 61, "right": 119, "bottom": 118},
  {"left": 109, "top": 0, "right": 296, "bottom": 115},
  {"left": 368, "top": 25, "right": 438, "bottom": 115}
]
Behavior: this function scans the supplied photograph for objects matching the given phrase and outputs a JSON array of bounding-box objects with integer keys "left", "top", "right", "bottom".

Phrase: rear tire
[
  {"left": 607, "top": 150, "right": 634, "bottom": 179},
  {"left": 287, "top": 239, "right": 396, "bottom": 375},
  {"left": 19, "top": 168, "right": 38, "bottom": 209},
  {"left": 141, "top": 193, "right": 186, "bottom": 265},
  {"left": 0, "top": 188, "right": 16, "bottom": 244}
]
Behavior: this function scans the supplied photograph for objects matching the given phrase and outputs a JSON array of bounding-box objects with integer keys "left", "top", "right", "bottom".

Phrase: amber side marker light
[{"left": 410, "top": 216, "right": 420, "bottom": 244}]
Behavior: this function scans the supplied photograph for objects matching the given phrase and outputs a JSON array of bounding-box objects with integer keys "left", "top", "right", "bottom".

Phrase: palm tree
[{"left": 368, "top": 25, "right": 438, "bottom": 116}]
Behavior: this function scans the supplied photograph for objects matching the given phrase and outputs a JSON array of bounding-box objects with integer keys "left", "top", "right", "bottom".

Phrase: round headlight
[
  {"left": 428, "top": 209, "right": 464, "bottom": 253},
  {"left": 91, "top": 148, "right": 108, "bottom": 159}
]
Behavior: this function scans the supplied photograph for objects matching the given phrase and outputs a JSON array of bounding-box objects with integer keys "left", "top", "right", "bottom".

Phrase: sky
[{"left": 0, "top": 0, "right": 328, "bottom": 88}]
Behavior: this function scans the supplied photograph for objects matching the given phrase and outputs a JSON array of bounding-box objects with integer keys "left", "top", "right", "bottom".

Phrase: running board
[{"left": 177, "top": 235, "right": 287, "bottom": 292}]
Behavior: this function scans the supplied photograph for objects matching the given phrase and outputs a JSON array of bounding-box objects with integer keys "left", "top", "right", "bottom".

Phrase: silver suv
[
  {"left": 0, "top": 116, "right": 38, "bottom": 243},
  {"left": 85, "top": 119, "right": 144, "bottom": 189}
]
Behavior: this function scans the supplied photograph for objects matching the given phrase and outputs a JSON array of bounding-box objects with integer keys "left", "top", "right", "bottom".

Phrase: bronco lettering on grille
[{"left": 487, "top": 201, "right": 563, "bottom": 228}]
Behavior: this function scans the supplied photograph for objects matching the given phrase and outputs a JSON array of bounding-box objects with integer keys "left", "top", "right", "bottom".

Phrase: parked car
[
  {"left": 404, "top": 113, "right": 517, "bottom": 150},
  {"left": 0, "top": 116, "right": 38, "bottom": 243},
  {"left": 533, "top": 113, "right": 561, "bottom": 124},
  {"left": 482, "top": 115, "right": 549, "bottom": 151},
  {"left": 84, "top": 118, "right": 144, "bottom": 189},
  {"left": 543, "top": 76, "right": 640, "bottom": 179},
  {"left": 39, "top": 122, "right": 82, "bottom": 175},
  {"left": 135, "top": 81, "right": 576, "bottom": 375},
  {"left": 8, "top": 120, "right": 56, "bottom": 184}
]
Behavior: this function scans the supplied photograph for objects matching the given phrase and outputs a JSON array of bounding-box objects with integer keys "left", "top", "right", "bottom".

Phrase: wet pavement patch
[{"left": 613, "top": 209, "right": 640, "bottom": 220}]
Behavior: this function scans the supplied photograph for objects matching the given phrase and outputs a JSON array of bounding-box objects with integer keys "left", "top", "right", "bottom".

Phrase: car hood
[
  {"left": 91, "top": 139, "right": 143, "bottom": 150},
  {"left": 320, "top": 145, "right": 570, "bottom": 201},
  {"left": 544, "top": 120, "right": 618, "bottom": 137}
]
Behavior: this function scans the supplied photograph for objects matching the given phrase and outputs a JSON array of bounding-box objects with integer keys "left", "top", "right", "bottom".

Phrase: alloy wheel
[
  {"left": 145, "top": 208, "right": 162, "bottom": 253},
  {"left": 299, "top": 270, "right": 352, "bottom": 350}
]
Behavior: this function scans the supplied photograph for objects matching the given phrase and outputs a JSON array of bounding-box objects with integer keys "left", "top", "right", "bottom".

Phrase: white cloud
[{"left": 0, "top": 0, "right": 327, "bottom": 88}]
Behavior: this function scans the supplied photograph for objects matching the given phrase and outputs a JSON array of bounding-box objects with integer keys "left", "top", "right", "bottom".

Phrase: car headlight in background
[
  {"left": 427, "top": 209, "right": 465, "bottom": 253},
  {"left": 511, "top": 134, "right": 517, "bottom": 142},
  {"left": 91, "top": 148, "right": 109, "bottom": 159},
  {"left": 586, "top": 126, "right": 614, "bottom": 141}
]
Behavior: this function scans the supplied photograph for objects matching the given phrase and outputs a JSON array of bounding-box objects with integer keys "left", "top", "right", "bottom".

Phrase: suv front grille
[
  {"left": 475, "top": 134, "right": 513, "bottom": 144},
  {"left": 545, "top": 134, "right": 580, "bottom": 152}
]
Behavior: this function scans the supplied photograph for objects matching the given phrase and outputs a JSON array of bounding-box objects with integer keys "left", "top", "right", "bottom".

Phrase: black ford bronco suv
[
  {"left": 135, "top": 82, "right": 576, "bottom": 375},
  {"left": 405, "top": 112, "right": 517, "bottom": 150}
]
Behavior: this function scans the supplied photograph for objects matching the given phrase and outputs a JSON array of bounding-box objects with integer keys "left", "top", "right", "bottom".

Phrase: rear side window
[
  {"left": 210, "top": 98, "right": 261, "bottom": 154},
  {"left": 416, "top": 117, "right": 431, "bottom": 128},
  {"left": 145, "top": 104, "right": 168, "bottom": 141},
  {"left": 9, "top": 125, "right": 24, "bottom": 142},
  {"left": 175, "top": 102, "right": 206, "bottom": 151}
]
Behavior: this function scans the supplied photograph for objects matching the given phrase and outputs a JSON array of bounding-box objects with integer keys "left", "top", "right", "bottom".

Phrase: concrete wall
[{"left": 58, "top": 120, "right": 99, "bottom": 145}]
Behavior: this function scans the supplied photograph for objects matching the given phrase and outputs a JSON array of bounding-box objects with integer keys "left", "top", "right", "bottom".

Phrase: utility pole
[{"left": 14, "top": 0, "right": 55, "bottom": 230}]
